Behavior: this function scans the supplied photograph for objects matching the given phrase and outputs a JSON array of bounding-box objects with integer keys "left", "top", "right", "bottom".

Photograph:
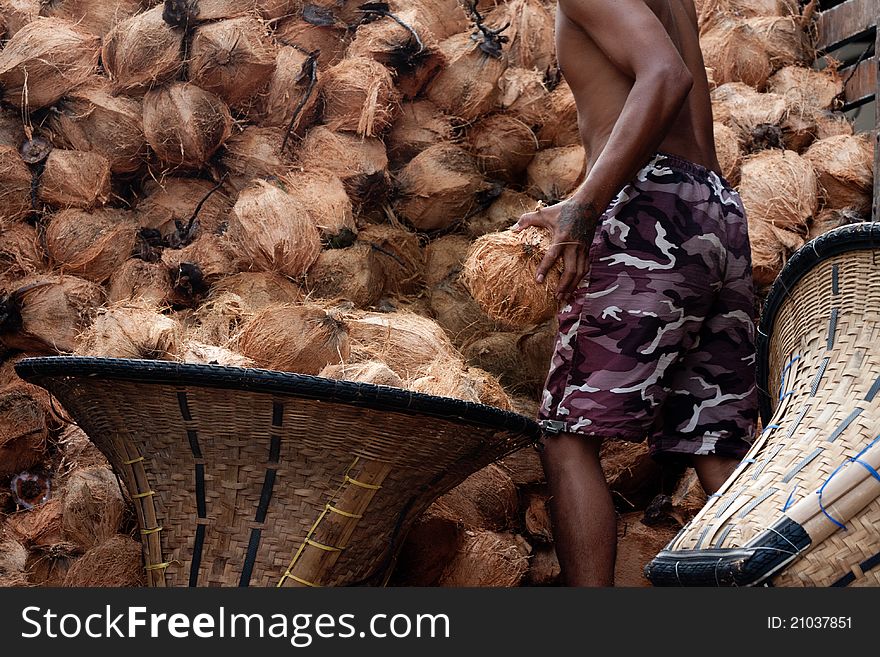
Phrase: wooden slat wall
[
  {"left": 817, "top": 0, "right": 879, "bottom": 51},
  {"left": 873, "top": 27, "right": 879, "bottom": 223},
  {"left": 839, "top": 56, "right": 878, "bottom": 106}
]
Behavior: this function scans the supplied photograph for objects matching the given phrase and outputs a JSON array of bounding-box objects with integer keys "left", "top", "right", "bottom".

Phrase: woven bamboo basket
[
  {"left": 15, "top": 357, "right": 540, "bottom": 587},
  {"left": 646, "top": 222, "right": 880, "bottom": 587}
]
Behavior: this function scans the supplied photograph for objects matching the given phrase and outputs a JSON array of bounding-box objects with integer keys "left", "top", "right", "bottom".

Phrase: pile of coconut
[{"left": 0, "top": 0, "right": 872, "bottom": 588}]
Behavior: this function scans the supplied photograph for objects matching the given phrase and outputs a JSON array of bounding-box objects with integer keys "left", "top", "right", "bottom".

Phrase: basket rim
[
  {"left": 756, "top": 221, "right": 880, "bottom": 424},
  {"left": 14, "top": 356, "right": 542, "bottom": 440}
]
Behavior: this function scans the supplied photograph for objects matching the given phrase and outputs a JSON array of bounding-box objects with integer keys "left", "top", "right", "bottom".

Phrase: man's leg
[
  {"left": 540, "top": 432, "right": 616, "bottom": 586},
  {"left": 691, "top": 454, "right": 740, "bottom": 495}
]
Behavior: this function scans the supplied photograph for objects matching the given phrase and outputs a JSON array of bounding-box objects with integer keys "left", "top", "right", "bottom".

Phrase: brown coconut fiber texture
[
  {"left": 803, "top": 134, "right": 874, "bottom": 214},
  {"left": 45, "top": 208, "right": 137, "bottom": 283},
  {"left": 713, "top": 122, "right": 742, "bottom": 185},
  {"left": 101, "top": 6, "right": 183, "bottom": 95},
  {"left": 305, "top": 243, "right": 386, "bottom": 309},
  {"left": 283, "top": 167, "right": 356, "bottom": 242},
  {"left": 220, "top": 126, "right": 290, "bottom": 193},
  {"left": 437, "top": 530, "right": 530, "bottom": 587},
  {"left": 259, "top": 45, "right": 323, "bottom": 133},
  {"left": 76, "top": 302, "right": 184, "bottom": 361},
  {"left": 497, "top": 67, "right": 552, "bottom": 129},
  {"left": 63, "top": 535, "right": 145, "bottom": 587},
  {"left": 699, "top": 17, "right": 773, "bottom": 88},
  {"left": 0, "top": 222, "right": 44, "bottom": 280},
  {"left": 386, "top": 100, "right": 456, "bottom": 167},
  {"left": 0, "top": 382, "right": 49, "bottom": 479},
  {"left": 767, "top": 65, "right": 843, "bottom": 115},
  {"left": 181, "top": 341, "right": 255, "bottom": 368},
  {"left": 739, "top": 149, "right": 819, "bottom": 234},
  {"left": 38, "top": 150, "right": 111, "bottom": 209},
  {"left": 211, "top": 272, "right": 304, "bottom": 311},
  {"left": 318, "top": 361, "right": 405, "bottom": 388},
  {"left": 0, "top": 17, "right": 99, "bottom": 110},
  {"left": 274, "top": 15, "right": 349, "bottom": 69},
  {"left": 526, "top": 145, "right": 586, "bottom": 202},
  {"left": 187, "top": 292, "right": 250, "bottom": 346},
  {"left": 356, "top": 224, "right": 425, "bottom": 296},
  {"left": 467, "top": 189, "right": 539, "bottom": 238},
  {"left": 321, "top": 57, "right": 399, "bottom": 137},
  {"left": 485, "top": 0, "right": 556, "bottom": 71},
  {"left": 42, "top": 0, "right": 143, "bottom": 37},
  {"left": 711, "top": 82, "right": 787, "bottom": 146},
  {"left": 108, "top": 259, "right": 174, "bottom": 307},
  {"left": 61, "top": 466, "right": 126, "bottom": 551},
  {"left": 0, "top": 145, "right": 32, "bottom": 221},
  {"left": 431, "top": 463, "right": 519, "bottom": 532},
  {"left": 468, "top": 112, "right": 539, "bottom": 182},
  {"left": 135, "top": 177, "right": 233, "bottom": 238},
  {"left": 536, "top": 81, "right": 580, "bottom": 148}
]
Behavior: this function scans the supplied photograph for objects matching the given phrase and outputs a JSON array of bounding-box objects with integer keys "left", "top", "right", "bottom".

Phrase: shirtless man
[{"left": 513, "top": 0, "right": 757, "bottom": 586}]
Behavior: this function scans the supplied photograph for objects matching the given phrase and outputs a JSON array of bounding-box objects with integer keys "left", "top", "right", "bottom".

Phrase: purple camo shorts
[{"left": 538, "top": 152, "right": 757, "bottom": 459}]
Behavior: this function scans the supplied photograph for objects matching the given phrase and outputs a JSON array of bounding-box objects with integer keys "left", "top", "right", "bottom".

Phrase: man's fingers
[
  {"left": 512, "top": 209, "right": 547, "bottom": 232},
  {"left": 556, "top": 246, "right": 580, "bottom": 298},
  {"left": 576, "top": 249, "right": 588, "bottom": 285},
  {"left": 535, "top": 242, "right": 562, "bottom": 284}
]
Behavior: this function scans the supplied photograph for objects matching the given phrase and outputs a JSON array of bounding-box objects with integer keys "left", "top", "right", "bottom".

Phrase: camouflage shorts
[{"left": 538, "top": 153, "right": 757, "bottom": 459}]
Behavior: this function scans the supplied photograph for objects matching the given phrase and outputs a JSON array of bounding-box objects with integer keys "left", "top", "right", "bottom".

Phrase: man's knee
[{"left": 539, "top": 432, "right": 602, "bottom": 468}]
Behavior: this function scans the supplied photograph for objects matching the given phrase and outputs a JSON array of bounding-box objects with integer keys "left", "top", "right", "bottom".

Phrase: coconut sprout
[
  {"left": 0, "top": 144, "right": 32, "bottom": 221},
  {"left": 188, "top": 16, "right": 278, "bottom": 112},
  {"left": 386, "top": 100, "right": 457, "bottom": 167},
  {"left": 467, "top": 112, "right": 538, "bottom": 182},
  {"left": 76, "top": 302, "right": 184, "bottom": 360},
  {"left": 803, "top": 134, "right": 874, "bottom": 214},
  {"left": 462, "top": 227, "right": 562, "bottom": 329},
  {"left": 226, "top": 179, "right": 322, "bottom": 278},
  {"left": 321, "top": 56, "right": 400, "bottom": 137},
  {"left": 259, "top": 45, "right": 323, "bottom": 134},
  {"left": 739, "top": 149, "right": 819, "bottom": 234},
  {"left": 526, "top": 145, "right": 586, "bottom": 202},
  {"left": 0, "top": 17, "right": 99, "bottom": 110},
  {"left": 37, "top": 149, "right": 111, "bottom": 209},
  {"left": 238, "top": 303, "right": 350, "bottom": 374},
  {"left": 395, "top": 143, "right": 492, "bottom": 232},
  {"left": 142, "top": 82, "right": 233, "bottom": 169},
  {"left": 45, "top": 208, "right": 137, "bottom": 283},
  {"left": 102, "top": 6, "right": 184, "bottom": 95},
  {"left": 135, "top": 176, "right": 233, "bottom": 240},
  {"left": 46, "top": 78, "right": 147, "bottom": 174}
]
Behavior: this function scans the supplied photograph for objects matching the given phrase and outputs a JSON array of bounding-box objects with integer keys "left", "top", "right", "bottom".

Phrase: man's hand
[{"left": 512, "top": 197, "right": 601, "bottom": 300}]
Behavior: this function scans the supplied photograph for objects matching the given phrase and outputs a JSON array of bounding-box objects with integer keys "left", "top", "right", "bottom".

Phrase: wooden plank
[
  {"left": 817, "top": 0, "right": 879, "bottom": 51},
  {"left": 839, "top": 55, "right": 877, "bottom": 106}
]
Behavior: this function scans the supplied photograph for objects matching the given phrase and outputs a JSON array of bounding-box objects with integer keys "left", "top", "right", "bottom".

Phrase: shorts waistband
[{"left": 651, "top": 151, "right": 722, "bottom": 184}]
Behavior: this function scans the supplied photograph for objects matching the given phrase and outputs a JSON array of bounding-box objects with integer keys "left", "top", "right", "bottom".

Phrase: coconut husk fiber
[
  {"left": 0, "top": 222, "right": 44, "bottom": 279},
  {"left": 747, "top": 213, "right": 802, "bottom": 289},
  {"left": 61, "top": 467, "right": 125, "bottom": 551},
  {"left": 321, "top": 57, "right": 399, "bottom": 137},
  {"left": 428, "top": 281, "right": 497, "bottom": 348},
  {"left": 0, "top": 531, "right": 29, "bottom": 587},
  {"left": 76, "top": 302, "right": 184, "bottom": 360},
  {"left": 738, "top": 149, "right": 819, "bottom": 234},
  {"left": 524, "top": 491, "right": 552, "bottom": 543},
  {"left": 182, "top": 340, "right": 256, "bottom": 367},
  {"left": 227, "top": 179, "right": 322, "bottom": 278},
  {"left": 614, "top": 512, "right": 679, "bottom": 587},
  {"left": 536, "top": 81, "right": 581, "bottom": 148},
  {"left": 62, "top": 535, "right": 144, "bottom": 587},
  {"left": 0, "top": 146, "right": 32, "bottom": 222},
  {"left": 485, "top": 0, "right": 555, "bottom": 72},
  {"left": 744, "top": 15, "right": 813, "bottom": 69},
  {"left": 6, "top": 499, "right": 67, "bottom": 550},
  {"left": 274, "top": 14, "right": 349, "bottom": 69},
  {"left": 0, "top": 17, "right": 99, "bottom": 110},
  {"left": 45, "top": 208, "right": 137, "bottom": 283},
  {"left": 714, "top": 122, "right": 742, "bottom": 185},
  {"left": 697, "top": 0, "right": 799, "bottom": 29},
  {"left": 711, "top": 82, "right": 787, "bottom": 147},
  {"left": 0, "top": 274, "right": 104, "bottom": 354},
  {"left": 389, "top": 502, "right": 465, "bottom": 586},
  {"left": 356, "top": 224, "right": 424, "bottom": 296},
  {"left": 803, "top": 134, "right": 874, "bottom": 214},
  {"left": 437, "top": 530, "right": 530, "bottom": 587},
  {"left": 135, "top": 177, "right": 233, "bottom": 239},
  {"left": 238, "top": 303, "right": 350, "bottom": 374},
  {"left": 814, "top": 110, "right": 854, "bottom": 141},
  {"left": 497, "top": 67, "right": 552, "bottom": 129},
  {"left": 431, "top": 463, "right": 519, "bottom": 532},
  {"left": 347, "top": 8, "right": 446, "bottom": 99},
  {"left": 296, "top": 126, "right": 390, "bottom": 211},
  {"left": 259, "top": 45, "right": 323, "bottom": 133},
  {"left": 517, "top": 319, "right": 556, "bottom": 390},
  {"left": 395, "top": 143, "right": 491, "bottom": 232},
  {"left": 304, "top": 243, "right": 386, "bottom": 308},
  {"left": 211, "top": 271, "right": 304, "bottom": 311},
  {"left": 408, "top": 358, "right": 513, "bottom": 410},
  {"left": 425, "top": 30, "right": 509, "bottom": 122},
  {"left": 42, "top": 0, "right": 142, "bottom": 37},
  {"left": 699, "top": 18, "right": 772, "bottom": 89},
  {"left": 283, "top": 168, "right": 356, "bottom": 244},
  {"left": 143, "top": 83, "right": 233, "bottom": 170},
  {"left": 55, "top": 424, "right": 110, "bottom": 480},
  {"left": 102, "top": 6, "right": 183, "bottom": 95},
  {"left": 186, "top": 292, "right": 249, "bottom": 346},
  {"left": 188, "top": 16, "right": 278, "bottom": 112},
  {"left": 344, "top": 310, "right": 457, "bottom": 379},
  {"left": 318, "top": 361, "right": 404, "bottom": 388},
  {"left": 37, "top": 149, "right": 111, "bottom": 210},
  {"left": 767, "top": 64, "right": 843, "bottom": 115},
  {"left": 385, "top": 0, "right": 468, "bottom": 40},
  {"left": 463, "top": 227, "right": 562, "bottom": 329},
  {"left": 386, "top": 100, "right": 456, "bottom": 167},
  {"left": 0, "top": 382, "right": 49, "bottom": 480},
  {"left": 467, "top": 113, "right": 538, "bottom": 182},
  {"left": 219, "top": 126, "right": 290, "bottom": 193},
  {"left": 0, "top": 109, "right": 27, "bottom": 147},
  {"left": 525, "top": 145, "right": 586, "bottom": 202},
  {"left": 425, "top": 234, "right": 471, "bottom": 288},
  {"left": 0, "top": 0, "right": 41, "bottom": 39},
  {"left": 461, "top": 330, "right": 522, "bottom": 387},
  {"left": 161, "top": 233, "right": 239, "bottom": 306},
  {"left": 46, "top": 78, "right": 147, "bottom": 174},
  {"left": 807, "top": 207, "right": 865, "bottom": 242},
  {"left": 466, "top": 189, "right": 539, "bottom": 238}
]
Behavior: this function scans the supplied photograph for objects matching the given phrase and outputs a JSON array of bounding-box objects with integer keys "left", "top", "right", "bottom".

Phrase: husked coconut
[
  {"left": 42, "top": 0, "right": 142, "bottom": 37},
  {"left": 143, "top": 83, "right": 233, "bottom": 169},
  {"left": 467, "top": 189, "right": 540, "bottom": 238},
  {"left": 347, "top": 8, "right": 446, "bottom": 98},
  {"left": 485, "top": 0, "right": 555, "bottom": 71},
  {"left": 395, "top": 143, "right": 492, "bottom": 232},
  {"left": 0, "top": 222, "right": 44, "bottom": 279},
  {"left": 0, "top": 382, "right": 49, "bottom": 479},
  {"left": 319, "top": 361, "right": 404, "bottom": 388},
  {"left": 259, "top": 45, "right": 323, "bottom": 134},
  {"left": 0, "top": 146, "right": 33, "bottom": 221},
  {"left": 767, "top": 65, "right": 843, "bottom": 115},
  {"left": 108, "top": 259, "right": 173, "bottom": 306},
  {"left": 0, "top": 0, "right": 41, "bottom": 38},
  {"left": 468, "top": 113, "right": 538, "bottom": 182},
  {"left": 219, "top": 126, "right": 290, "bottom": 193},
  {"left": 46, "top": 78, "right": 147, "bottom": 174},
  {"left": 0, "top": 530, "right": 28, "bottom": 587},
  {"left": 45, "top": 208, "right": 137, "bottom": 283},
  {"left": 227, "top": 180, "right": 322, "bottom": 278},
  {"left": 61, "top": 467, "right": 125, "bottom": 551},
  {"left": 426, "top": 30, "right": 508, "bottom": 122},
  {"left": 102, "top": 6, "right": 184, "bottom": 95},
  {"left": 77, "top": 302, "right": 184, "bottom": 360},
  {"left": 803, "top": 134, "right": 874, "bottom": 214},
  {"left": 0, "top": 17, "right": 99, "bottom": 110},
  {"left": 135, "top": 177, "right": 233, "bottom": 239},
  {"left": 463, "top": 227, "right": 562, "bottom": 329},
  {"left": 238, "top": 303, "right": 350, "bottom": 374},
  {"left": 305, "top": 243, "right": 386, "bottom": 308},
  {"left": 744, "top": 15, "right": 812, "bottom": 69},
  {"left": 321, "top": 57, "right": 399, "bottom": 137},
  {"left": 187, "top": 292, "right": 249, "bottom": 345},
  {"left": 747, "top": 215, "right": 801, "bottom": 289},
  {"left": 356, "top": 224, "right": 425, "bottom": 295},
  {"left": 807, "top": 207, "right": 864, "bottom": 243},
  {"left": 497, "top": 67, "right": 552, "bottom": 128},
  {"left": 62, "top": 535, "right": 144, "bottom": 587},
  {"left": 388, "top": 0, "right": 468, "bottom": 40},
  {"left": 211, "top": 272, "right": 304, "bottom": 311},
  {"left": 296, "top": 126, "right": 390, "bottom": 211},
  {"left": 188, "top": 16, "right": 278, "bottom": 112},
  {"left": 274, "top": 14, "right": 349, "bottom": 68},
  {"left": 437, "top": 530, "right": 530, "bottom": 587},
  {"left": 386, "top": 100, "right": 456, "bottom": 167},
  {"left": 536, "top": 81, "right": 580, "bottom": 147},
  {"left": 711, "top": 82, "right": 787, "bottom": 147},
  {"left": 699, "top": 18, "right": 772, "bottom": 88},
  {"left": 0, "top": 274, "right": 104, "bottom": 354},
  {"left": 0, "top": 109, "right": 27, "bottom": 147},
  {"left": 161, "top": 233, "right": 239, "bottom": 306},
  {"left": 698, "top": 0, "right": 799, "bottom": 30},
  {"left": 409, "top": 359, "right": 513, "bottom": 410},
  {"left": 713, "top": 122, "right": 742, "bottom": 185},
  {"left": 739, "top": 149, "right": 818, "bottom": 233},
  {"left": 526, "top": 145, "right": 586, "bottom": 201},
  {"left": 182, "top": 340, "right": 255, "bottom": 367},
  {"left": 283, "top": 168, "right": 357, "bottom": 244},
  {"left": 814, "top": 110, "right": 854, "bottom": 141},
  {"left": 37, "top": 150, "right": 111, "bottom": 209}
]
